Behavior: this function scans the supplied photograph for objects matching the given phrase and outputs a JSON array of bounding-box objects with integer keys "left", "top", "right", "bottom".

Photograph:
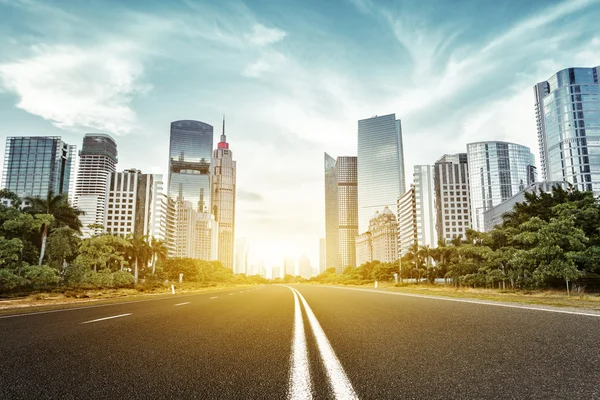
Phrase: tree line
[
  {"left": 0, "top": 190, "right": 265, "bottom": 293},
  {"left": 313, "top": 186, "right": 600, "bottom": 293}
]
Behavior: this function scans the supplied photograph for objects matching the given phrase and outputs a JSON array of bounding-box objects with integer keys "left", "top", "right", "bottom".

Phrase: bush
[
  {"left": 0, "top": 269, "right": 27, "bottom": 291},
  {"left": 112, "top": 271, "right": 135, "bottom": 288},
  {"left": 22, "top": 265, "right": 60, "bottom": 289}
]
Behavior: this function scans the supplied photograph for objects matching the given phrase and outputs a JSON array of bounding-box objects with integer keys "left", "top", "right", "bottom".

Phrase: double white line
[{"left": 286, "top": 286, "right": 358, "bottom": 400}]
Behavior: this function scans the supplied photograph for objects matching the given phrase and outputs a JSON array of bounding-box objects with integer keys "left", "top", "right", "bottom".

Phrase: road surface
[{"left": 1, "top": 284, "right": 599, "bottom": 399}]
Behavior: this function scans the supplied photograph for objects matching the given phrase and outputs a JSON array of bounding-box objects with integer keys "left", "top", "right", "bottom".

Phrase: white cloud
[
  {"left": 0, "top": 43, "right": 148, "bottom": 135},
  {"left": 245, "top": 23, "right": 287, "bottom": 46}
]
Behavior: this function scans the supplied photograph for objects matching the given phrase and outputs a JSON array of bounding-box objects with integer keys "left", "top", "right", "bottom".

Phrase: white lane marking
[
  {"left": 321, "top": 286, "right": 600, "bottom": 318},
  {"left": 289, "top": 287, "right": 358, "bottom": 400},
  {"left": 229, "top": 293, "right": 234, "bottom": 296},
  {"left": 175, "top": 302, "right": 190, "bottom": 306},
  {"left": 0, "top": 288, "right": 244, "bottom": 319},
  {"left": 80, "top": 313, "right": 131, "bottom": 324},
  {"left": 210, "top": 297, "right": 218, "bottom": 300},
  {"left": 286, "top": 287, "right": 313, "bottom": 399}
]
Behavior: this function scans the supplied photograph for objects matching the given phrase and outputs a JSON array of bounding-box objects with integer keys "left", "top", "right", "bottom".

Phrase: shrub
[
  {"left": 22, "top": 265, "right": 60, "bottom": 289},
  {"left": 112, "top": 271, "right": 135, "bottom": 288},
  {"left": 0, "top": 269, "right": 27, "bottom": 291}
]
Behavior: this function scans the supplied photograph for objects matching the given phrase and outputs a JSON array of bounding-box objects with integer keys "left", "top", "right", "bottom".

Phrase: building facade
[
  {"left": 319, "top": 238, "right": 326, "bottom": 273},
  {"left": 104, "top": 169, "right": 159, "bottom": 238},
  {"left": 297, "top": 255, "right": 311, "bottom": 279},
  {"left": 73, "top": 134, "right": 118, "bottom": 237},
  {"left": 323, "top": 153, "right": 358, "bottom": 273},
  {"left": 357, "top": 207, "right": 399, "bottom": 264},
  {"left": 355, "top": 231, "right": 372, "bottom": 266},
  {"left": 413, "top": 165, "right": 438, "bottom": 249},
  {"left": 324, "top": 153, "right": 339, "bottom": 270},
  {"left": 167, "top": 120, "right": 216, "bottom": 259},
  {"left": 211, "top": 119, "right": 236, "bottom": 269},
  {"left": 466, "top": 142, "right": 536, "bottom": 231},
  {"left": 357, "top": 114, "right": 405, "bottom": 233},
  {"left": 2, "top": 136, "right": 75, "bottom": 199},
  {"left": 434, "top": 154, "right": 472, "bottom": 242},
  {"left": 534, "top": 66, "right": 600, "bottom": 192},
  {"left": 397, "top": 186, "right": 416, "bottom": 256},
  {"left": 284, "top": 256, "right": 296, "bottom": 277}
]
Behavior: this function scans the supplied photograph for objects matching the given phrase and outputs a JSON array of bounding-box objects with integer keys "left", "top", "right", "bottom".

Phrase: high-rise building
[
  {"left": 73, "top": 134, "right": 118, "bottom": 237},
  {"left": 323, "top": 153, "right": 358, "bottom": 273},
  {"left": 336, "top": 156, "right": 358, "bottom": 270},
  {"left": 235, "top": 238, "right": 249, "bottom": 275},
  {"left": 397, "top": 186, "right": 416, "bottom": 256},
  {"left": 297, "top": 255, "right": 312, "bottom": 279},
  {"left": 413, "top": 165, "right": 438, "bottom": 249},
  {"left": 168, "top": 120, "right": 216, "bottom": 259},
  {"left": 104, "top": 169, "right": 161, "bottom": 238},
  {"left": 434, "top": 154, "right": 471, "bottom": 242},
  {"left": 534, "top": 66, "right": 600, "bottom": 192},
  {"left": 357, "top": 114, "right": 405, "bottom": 233},
  {"left": 324, "top": 153, "right": 339, "bottom": 270},
  {"left": 467, "top": 142, "right": 536, "bottom": 231},
  {"left": 148, "top": 175, "right": 176, "bottom": 255},
  {"left": 2, "top": 136, "right": 75, "bottom": 199},
  {"left": 212, "top": 117, "right": 236, "bottom": 270},
  {"left": 319, "top": 238, "right": 326, "bottom": 273}
]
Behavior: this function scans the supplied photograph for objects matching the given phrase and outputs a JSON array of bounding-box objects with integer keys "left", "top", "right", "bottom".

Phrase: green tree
[
  {"left": 23, "top": 192, "right": 83, "bottom": 265},
  {"left": 149, "top": 237, "right": 168, "bottom": 274},
  {"left": 46, "top": 227, "right": 81, "bottom": 273}
]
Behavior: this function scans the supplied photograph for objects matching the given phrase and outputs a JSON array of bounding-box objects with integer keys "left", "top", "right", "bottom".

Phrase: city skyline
[{"left": 1, "top": 0, "right": 600, "bottom": 266}]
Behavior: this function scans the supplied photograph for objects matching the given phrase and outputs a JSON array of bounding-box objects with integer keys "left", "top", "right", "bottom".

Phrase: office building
[
  {"left": 212, "top": 118, "right": 236, "bottom": 270},
  {"left": 104, "top": 169, "right": 159, "bottom": 237},
  {"left": 357, "top": 114, "right": 405, "bottom": 233},
  {"left": 168, "top": 120, "right": 216, "bottom": 258},
  {"left": 483, "top": 181, "right": 569, "bottom": 231},
  {"left": 467, "top": 142, "right": 536, "bottom": 231},
  {"left": 434, "top": 154, "right": 471, "bottom": 242},
  {"left": 413, "top": 165, "right": 438, "bottom": 248},
  {"left": 357, "top": 206, "right": 399, "bottom": 264},
  {"left": 534, "top": 66, "right": 600, "bottom": 192},
  {"left": 323, "top": 153, "right": 358, "bottom": 273},
  {"left": 2, "top": 136, "right": 75, "bottom": 199},
  {"left": 397, "top": 186, "right": 416, "bottom": 256},
  {"left": 73, "top": 134, "right": 118, "bottom": 237},
  {"left": 284, "top": 256, "right": 296, "bottom": 277}
]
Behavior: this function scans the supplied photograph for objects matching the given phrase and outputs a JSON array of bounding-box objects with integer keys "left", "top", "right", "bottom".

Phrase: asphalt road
[{"left": 1, "top": 284, "right": 599, "bottom": 399}]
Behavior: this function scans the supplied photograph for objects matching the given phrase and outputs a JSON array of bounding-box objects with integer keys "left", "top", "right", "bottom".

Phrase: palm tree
[
  {"left": 149, "top": 237, "right": 168, "bottom": 275},
  {"left": 24, "top": 192, "right": 83, "bottom": 265},
  {"left": 125, "top": 234, "right": 151, "bottom": 283},
  {"left": 406, "top": 241, "right": 422, "bottom": 282}
]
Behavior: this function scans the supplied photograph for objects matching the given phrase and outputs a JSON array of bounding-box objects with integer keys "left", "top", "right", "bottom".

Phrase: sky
[{"left": 0, "top": 0, "right": 599, "bottom": 268}]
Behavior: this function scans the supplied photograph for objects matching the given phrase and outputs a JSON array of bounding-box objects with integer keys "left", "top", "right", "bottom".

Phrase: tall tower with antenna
[{"left": 211, "top": 115, "right": 237, "bottom": 269}]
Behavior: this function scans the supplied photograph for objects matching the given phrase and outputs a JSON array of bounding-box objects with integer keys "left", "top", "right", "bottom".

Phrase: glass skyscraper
[
  {"left": 467, "top": 141, "right": 536, "bottom": 231},
  {"left": 168, "top": 120, "right": 213, "bottom": 212},
  {"left": 168, "top": 120, "right": 215, "bottom": 259},
  {"left": 2, "top": 136, "right": 75, "bottom": 198},
  {"left": 324, "top": 153, "right": 339, "bottom": 270},
  {"left": 534, "top": 66, "right": 600, "bottom": 192},
  {"left": 357, "top": 114, "right": 405, "bottom": 233}
]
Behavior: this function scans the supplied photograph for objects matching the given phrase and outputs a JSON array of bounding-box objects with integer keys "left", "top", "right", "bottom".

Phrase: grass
[
  {"left": 340, "top": 282, "right": 600, "bottom": 311},
  {"left": 0, "top": 282, "right": 257, "bottom": 316}
]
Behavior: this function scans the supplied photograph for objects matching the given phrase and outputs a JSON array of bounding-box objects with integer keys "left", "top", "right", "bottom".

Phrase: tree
[
  {"left": 23, "top": 192, "right": 83, "bottom": 265},
  {"left": 46, "top": 227, "right": 81, "bottom": 273},
  {"left": 76, "top": 234, "right": 130, "bottom": 272},
  {"left": 149, "top": 237, "right": 168, "bottom": 274},
  {"left": 0, "top": 237, "right": 24, "bottom": 270},
  {"left": 125, "top": 235, "right": 151, "bottom": 283}
]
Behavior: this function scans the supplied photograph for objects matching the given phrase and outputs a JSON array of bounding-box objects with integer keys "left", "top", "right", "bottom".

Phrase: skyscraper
[
  {"left": 467, "top": 142, "right": 536, "bottom": 231},
  {"left": 319, "top": 238, "right": 326, "bottom": 273},
  {"left": 336, "top": 156, "right": 358, "bottom": 270},
  {"left": 2, "top": 136, "right": 75, "bottom": 199},
  {"left": 323, "top": 153, "right": 358, "bottom": 273},
  {"left": 212, "top": 117, "right": 236, "bottom": 270},
  {"left": 357, "top": 114, "right": 405, "bottom": 233},
  {"left": 534, "top": 66, "right": 600, "bottom": 192},
  {"left": 73, "top": 133, "right": 118, "bottom": 237},
  {"left": 168, "top": 120, "right": 216, "bottom": 259},
  {"left": 284, "top": 256, "right": 296, "bottom": 277},
  {"left": 397, "top": 186, "right": 416, "bottom": 256},
  {"left": 324, "top": 153, "right": 339, "bottom": 270},
  {"left": 235, "top": 238, "right": 249, "bottom": 275},
  {"left": 434, "top": 154, "right": 471, "bottom": 242},
  {"left": 413, "top": 165, "right": 438, "bottom": 248},
  {"left": 297, "top": 255, "right": 312, "bottom": 279}
]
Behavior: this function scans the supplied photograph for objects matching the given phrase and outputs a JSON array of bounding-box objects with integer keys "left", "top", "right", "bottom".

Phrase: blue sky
[{"left": 1, "top": 0, "right": 599, "bottom": 268}]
